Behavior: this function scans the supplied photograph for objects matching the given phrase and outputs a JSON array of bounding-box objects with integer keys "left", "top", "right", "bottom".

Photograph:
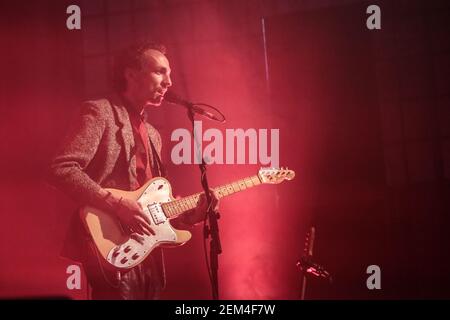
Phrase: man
[{"left": 48, "top": 42, "right": 217, "bottom": 299}]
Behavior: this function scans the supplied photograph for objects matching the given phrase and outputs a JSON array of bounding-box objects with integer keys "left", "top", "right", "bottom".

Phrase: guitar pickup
[
  {"left": 124, "top": 246, "right": 131, "bottom": 253},
  {"left": 120, "top": 257, "right": 128, "bottom": 264},
  {"left": 148, "top": 204, "right": 165, "bottom": 225}
]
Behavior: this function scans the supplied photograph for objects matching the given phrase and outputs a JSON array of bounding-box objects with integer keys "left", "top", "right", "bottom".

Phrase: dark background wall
[{"left": 0, "top": 0, "right": 449, "bottom": 299}]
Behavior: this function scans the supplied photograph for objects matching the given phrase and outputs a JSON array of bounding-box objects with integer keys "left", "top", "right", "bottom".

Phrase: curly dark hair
[{"left": 112, "top": 42, "right": 167, "bottom": 93}]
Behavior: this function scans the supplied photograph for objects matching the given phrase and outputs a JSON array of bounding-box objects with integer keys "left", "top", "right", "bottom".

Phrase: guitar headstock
[{"left": 258, "top": 167, "right": 295, "bottom": 184}]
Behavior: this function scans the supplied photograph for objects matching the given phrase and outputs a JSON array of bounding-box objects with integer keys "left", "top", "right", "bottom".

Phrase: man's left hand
[{"left": 186, "top": 189, "right": 220, "bottom": 225}]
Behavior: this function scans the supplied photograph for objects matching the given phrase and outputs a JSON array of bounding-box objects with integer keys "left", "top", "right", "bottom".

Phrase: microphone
[
  {"left": 163, "top": 91, "right": 193, "bottom": 106},
  {"left": 164, "top": 91, "right": 224, "bottom": 122}
]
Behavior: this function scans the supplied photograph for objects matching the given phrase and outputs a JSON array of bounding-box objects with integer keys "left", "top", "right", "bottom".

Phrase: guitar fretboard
[{"left": 161, "top": 175, "right": 262, "bottom": 218}]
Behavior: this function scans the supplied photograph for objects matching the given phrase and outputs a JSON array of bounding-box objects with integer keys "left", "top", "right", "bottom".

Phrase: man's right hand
[{"left": 115, "top": 197, "right": 155, "bottom": 236}]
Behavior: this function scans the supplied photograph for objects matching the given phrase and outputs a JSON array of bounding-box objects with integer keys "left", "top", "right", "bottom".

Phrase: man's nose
[{"left": 162, "top": 75, "right": 172, "bottom": 88}]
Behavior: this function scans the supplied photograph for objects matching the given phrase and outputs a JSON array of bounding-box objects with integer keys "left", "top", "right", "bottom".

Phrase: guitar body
[{"left": 80, "top": 177, "right": 192, "bottom": 271}]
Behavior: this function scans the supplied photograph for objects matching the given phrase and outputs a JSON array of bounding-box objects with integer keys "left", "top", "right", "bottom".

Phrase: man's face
[{"left": 127, "top": 49, "right": 172, "bottom": 106}]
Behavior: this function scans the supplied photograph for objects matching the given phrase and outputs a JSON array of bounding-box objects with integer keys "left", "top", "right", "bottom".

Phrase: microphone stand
[
  {"left": 186, "top": 104, "right": 222, "bottom": 300},
  {"left": 296, "top": 227, "right": 332, "bottom": 299}
]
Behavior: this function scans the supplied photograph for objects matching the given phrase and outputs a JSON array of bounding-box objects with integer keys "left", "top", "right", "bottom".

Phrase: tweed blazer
[
  {"left": 48, "top": 95, "right": 166, "bottom": 285},
  {"left": 49, "top": 95, "right": 163, "bottom": 210}
]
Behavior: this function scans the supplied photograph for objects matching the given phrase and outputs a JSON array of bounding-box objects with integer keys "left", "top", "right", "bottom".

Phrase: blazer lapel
[{"left": 108, "top": 95, "right": 137, "bottom": 184}]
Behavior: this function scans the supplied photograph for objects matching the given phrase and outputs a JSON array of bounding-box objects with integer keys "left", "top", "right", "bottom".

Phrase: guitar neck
[{"left": 161, "top": 175, "right": 262, "bottom": 218}]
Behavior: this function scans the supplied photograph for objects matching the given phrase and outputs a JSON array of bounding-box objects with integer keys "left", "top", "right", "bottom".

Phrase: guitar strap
[{"left": 148, "top": 135, "right": 166, "bottom": 178}]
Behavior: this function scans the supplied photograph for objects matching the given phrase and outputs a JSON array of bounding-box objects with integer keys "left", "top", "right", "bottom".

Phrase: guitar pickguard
[{"left": 106, "top": 178, "right": 178, "bottom": 269}]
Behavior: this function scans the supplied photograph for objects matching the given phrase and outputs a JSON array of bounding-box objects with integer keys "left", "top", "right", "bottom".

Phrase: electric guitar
[{"left": 80, "top": 167, "right": 295, "bottom": 271}]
